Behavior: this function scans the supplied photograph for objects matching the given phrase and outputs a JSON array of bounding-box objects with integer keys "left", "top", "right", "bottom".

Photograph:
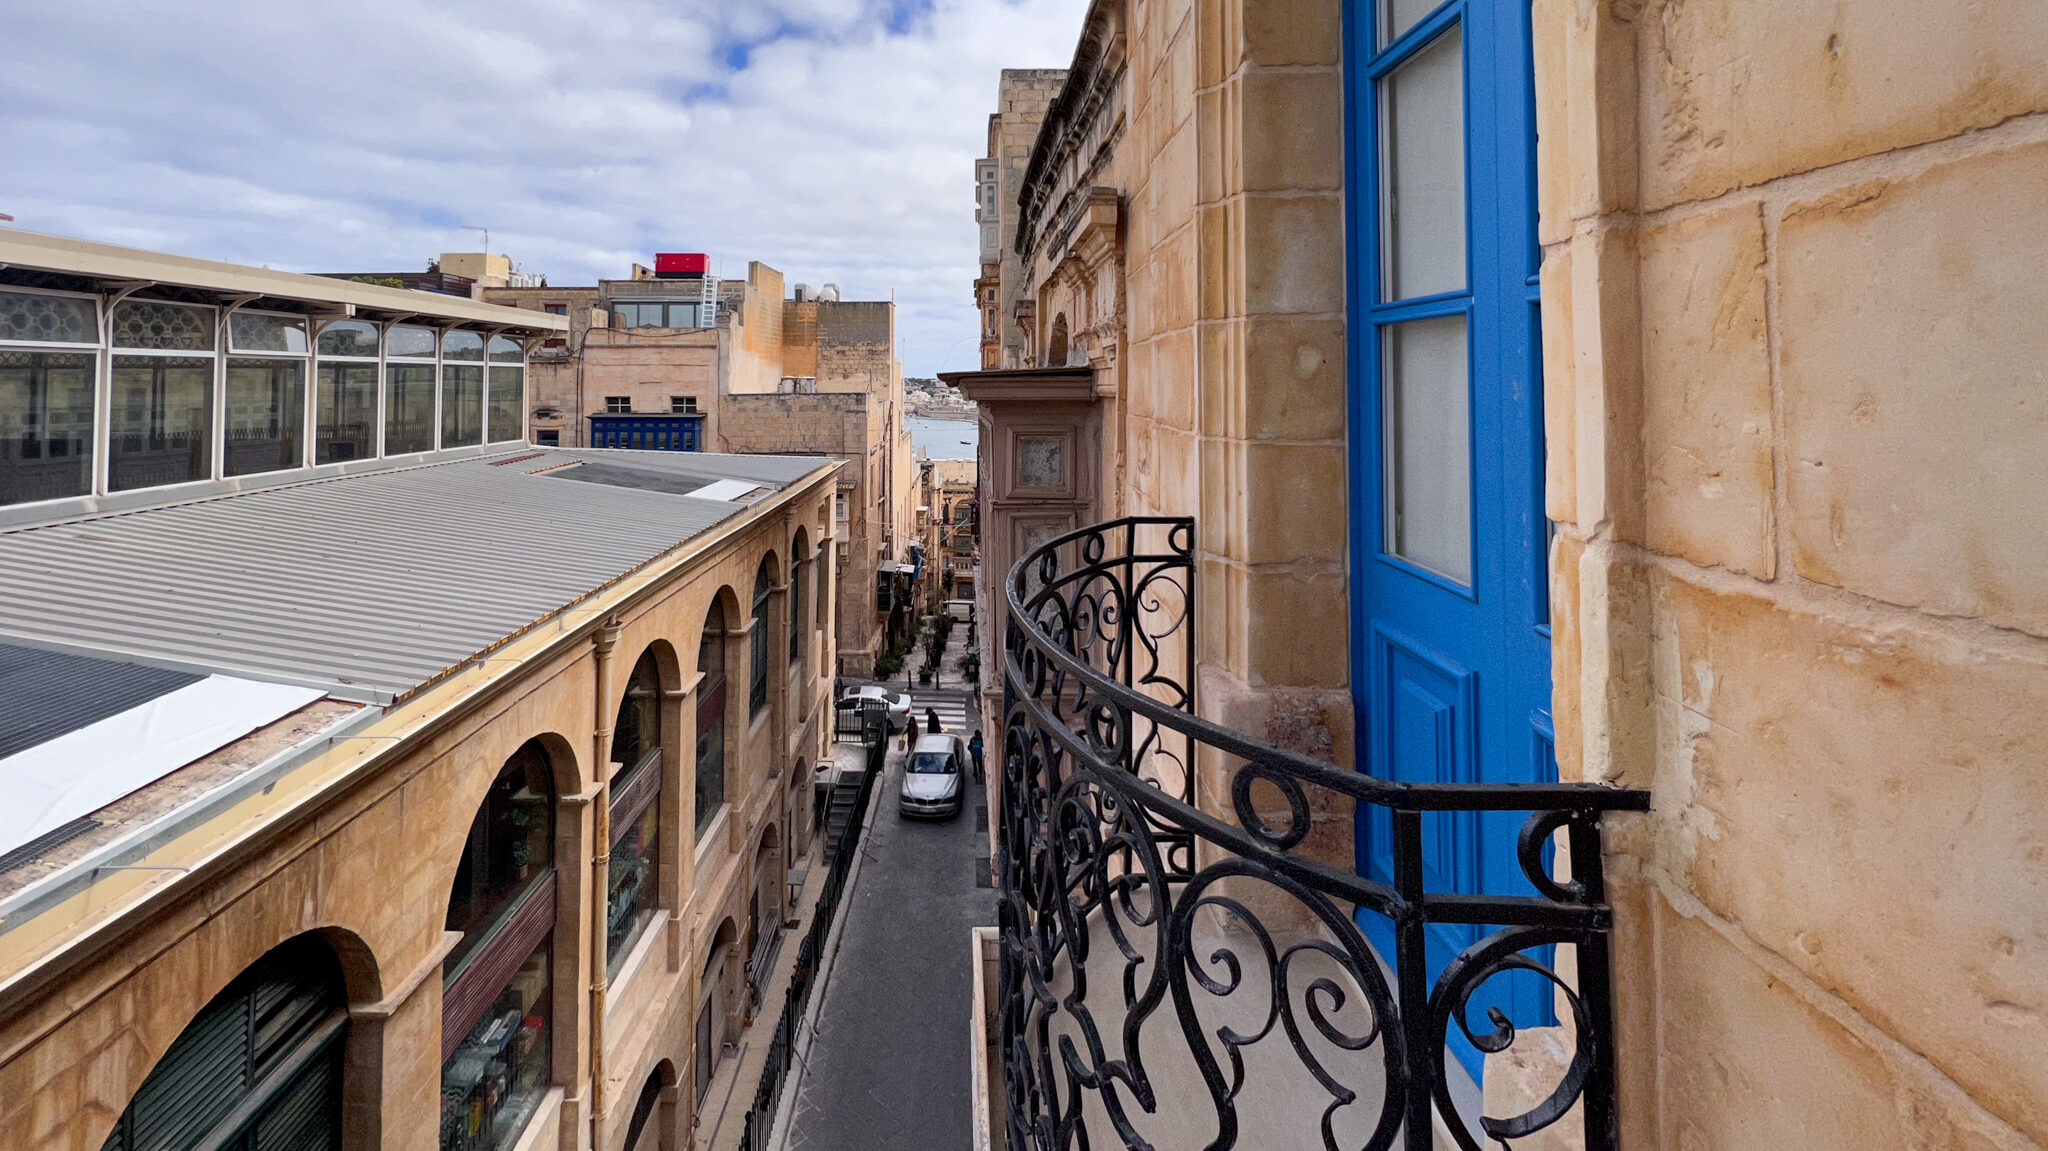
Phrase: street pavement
[{"left": 784, "top": 684, "right": 994, "bottom": 1151}]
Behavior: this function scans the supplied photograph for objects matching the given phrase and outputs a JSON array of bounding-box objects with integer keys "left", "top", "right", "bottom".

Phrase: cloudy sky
[{"left": 0, "top": 0, "right": 1089, "bottom": 378}]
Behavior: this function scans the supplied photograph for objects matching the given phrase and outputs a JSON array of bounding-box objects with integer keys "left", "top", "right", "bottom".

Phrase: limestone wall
[
  {"left": 0, "top": 482, "right": 839, "bottom": 1151},
  {"left": 994, "top": 70, "right": 1068, "bottom": 368},
  {"left": 1538, "top": 1, "right": 2048, "bottom": 1144},
  {"left": 719, "top": 394, "right": 886, "bottom": 676},
  {"left": 1018, "top": 0, "right": 1354, "bottom": 796}
]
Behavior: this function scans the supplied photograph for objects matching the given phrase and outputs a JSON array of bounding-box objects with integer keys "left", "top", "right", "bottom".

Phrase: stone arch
[
  {"left": 437, "top": 733, "right": 574, "bottom": 906},
  {"left": 99, "top": 932, "right": 352, "bottom": 1151},
  {"left": 524, "top": 729, "right": 583, "bottom": 801},
  {"left": 311, "top": 923, "right": 384, "bottom": 1005},
  {"left": 749, "top": 824, "right": 785, "bottom": 965},
  {"left": 694, "top": 917, "right": 743, "bottom": 1107},
  {"left": 699, "top": 583, "right": 743, "bottom": 641},
  {"left": 623, "top": 1058, "right": 679, "bottom": 1151},
  {"left": 1047, "top": 312, "right": 1069, "bottom": 366},
  {"left": 608, "top": 638, "right": 680, "bottom": 771}
]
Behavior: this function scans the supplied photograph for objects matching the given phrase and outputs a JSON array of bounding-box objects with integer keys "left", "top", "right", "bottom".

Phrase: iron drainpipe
[{"left": 590, "top": 621, "right": 622, "bottom": 1151}]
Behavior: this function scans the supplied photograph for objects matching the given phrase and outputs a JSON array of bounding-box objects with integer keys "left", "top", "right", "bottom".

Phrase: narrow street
[{"left": 785, "top": 620, "right": 993, "bottom": 1151}]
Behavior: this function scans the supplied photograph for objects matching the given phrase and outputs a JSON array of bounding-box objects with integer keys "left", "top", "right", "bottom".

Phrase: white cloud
[{"left": 0, "top": 0, "right": 1088, "bottom": 377}]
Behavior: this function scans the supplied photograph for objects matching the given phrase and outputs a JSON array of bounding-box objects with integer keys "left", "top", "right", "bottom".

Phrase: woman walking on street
[{"left": 926, "top": 707, "right": 942, "bottom": 735}]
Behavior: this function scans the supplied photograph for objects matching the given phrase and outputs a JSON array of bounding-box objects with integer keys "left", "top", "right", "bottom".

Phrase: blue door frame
[{"left": 1343, "top": 0, "right": 1553, "bottom": 1081}]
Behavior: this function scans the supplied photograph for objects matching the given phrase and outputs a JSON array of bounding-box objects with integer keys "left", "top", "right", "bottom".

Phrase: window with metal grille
[
  {"left": 696, "top": 605, "right": 728, "bottom": 839},
  {"left": 788, "top": 552, "right": 803, "bottom": 664},
  {"left": 749, "top": 559, "right": 772, "bottom": 716},
  {"left": 99, "top": 935, "right": 346, "bottom": 1151}
]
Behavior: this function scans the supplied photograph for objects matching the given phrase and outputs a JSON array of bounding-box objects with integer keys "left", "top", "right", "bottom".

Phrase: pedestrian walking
[
  {"left": 969, "top": 731, "right": 985, "bottom": 782},
  {"left": 926, "top": 707, "right": 942, "bottom": 735}
]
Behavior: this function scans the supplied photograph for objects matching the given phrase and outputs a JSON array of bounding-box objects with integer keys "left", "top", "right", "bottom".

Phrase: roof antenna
[{"left": 461, "top": 224, "right": 489, "bottom": 254}]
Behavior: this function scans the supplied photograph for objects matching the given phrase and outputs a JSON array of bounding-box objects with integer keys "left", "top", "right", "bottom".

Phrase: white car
[
  {"left": 839, "top": 685, "right": 912, "bottom": 732},
  {"left": 900, "top": 732, "right": 967, "bottom": 819}
]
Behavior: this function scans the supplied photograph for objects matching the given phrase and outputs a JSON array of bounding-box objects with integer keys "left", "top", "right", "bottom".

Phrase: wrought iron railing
[{"left": 997, "top": 517, "right": 1649, "bottom": 1151}]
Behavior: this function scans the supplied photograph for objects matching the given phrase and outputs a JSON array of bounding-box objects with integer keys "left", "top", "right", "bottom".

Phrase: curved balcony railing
[{"left": 997, "top": 517, "right": 1650, "bottom": 1151}]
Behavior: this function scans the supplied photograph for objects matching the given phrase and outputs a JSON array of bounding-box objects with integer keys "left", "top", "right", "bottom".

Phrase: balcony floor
[{"left": 1012, "top": 896, "right": 1483, "bottom": 1149}]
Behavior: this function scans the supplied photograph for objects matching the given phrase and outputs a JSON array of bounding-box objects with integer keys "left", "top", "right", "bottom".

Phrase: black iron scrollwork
[{"left": 996, "top": 517, "right": 1649, "bottom": 1151}]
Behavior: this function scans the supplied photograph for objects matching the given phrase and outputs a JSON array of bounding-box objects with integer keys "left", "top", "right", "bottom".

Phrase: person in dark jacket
[{"left": 926, "top": 707, "right": 942, "bottom": 735}]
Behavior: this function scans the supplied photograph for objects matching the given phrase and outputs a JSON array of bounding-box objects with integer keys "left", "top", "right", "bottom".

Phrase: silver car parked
[
  {"left": 899, "top": 732, "right": 967, "bottom": 819},
  {"left": 839, "top": 684, "right": 913, "bottom": 732}
]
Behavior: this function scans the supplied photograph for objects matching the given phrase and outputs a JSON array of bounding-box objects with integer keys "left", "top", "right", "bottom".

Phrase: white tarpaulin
[
  {"left": 0, "top": 675, "right": 325, "bottom": 858},
  {"left": 686, "top": 478, "right": 765, "bottom": 503}
]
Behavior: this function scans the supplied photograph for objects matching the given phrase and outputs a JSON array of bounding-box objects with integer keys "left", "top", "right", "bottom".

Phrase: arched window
[
  {"left": 816, "top": 539, "right": 828, "bottom": 631},
  {"left": 1047, "top": 313, "right": 1069, "bottom": 367},
  {"left": 608, "top": 651, "right": 663, "bottom": 976},
  {"left": 695, "top": 921, "right": 737, "bottom": 1107},
  {"left": 788, "top": 544, "right": 805, "bottom": 665},
  {"left": 442, "top": 740, "right": 557, "bottom": 1151},
  {"left": 621, "top": 1063, "right": 674, "bottom": 1151},
  {"left": 101, "top": 935, "right": 346, "bottom": 1151},
  {"left": 696, "top": 604, "right": 727, "bottom": 839},
  {"left": 749, "top": 559, "right": 773, "bottom": 716}
]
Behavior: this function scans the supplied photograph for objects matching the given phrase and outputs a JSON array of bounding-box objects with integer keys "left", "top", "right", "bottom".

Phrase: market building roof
[{"left": 0, "top": 448, "right": 831, "bottom": 703}]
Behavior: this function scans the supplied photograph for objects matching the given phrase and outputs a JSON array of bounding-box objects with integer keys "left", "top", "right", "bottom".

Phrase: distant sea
[{"left": 908, "top": 415, "right": 977, "bottom": 461}]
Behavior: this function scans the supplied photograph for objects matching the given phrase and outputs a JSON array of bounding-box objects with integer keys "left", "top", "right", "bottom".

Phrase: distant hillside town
[{"left": 904, "top": 375, "right": 976, "bottom": 420}]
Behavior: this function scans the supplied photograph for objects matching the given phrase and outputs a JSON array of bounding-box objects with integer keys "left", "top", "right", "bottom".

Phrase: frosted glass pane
[
  {"left": 1379, "top": 24, "right": 1465, "bottom": 301},
  {"left": 1382, "top": 314, "right": 1470, "bottom": 583},
  {"left": 1380, "top": 0, "right": 1440, "bottom": 46}
]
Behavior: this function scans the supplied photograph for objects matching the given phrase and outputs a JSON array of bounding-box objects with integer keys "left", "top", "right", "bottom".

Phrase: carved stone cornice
[
  {"left": 939, "top": 366, "right": 1098, "bottom": 406},
  {"left": 1016, "top": 0, "right": 1126, "bottom": 261}
]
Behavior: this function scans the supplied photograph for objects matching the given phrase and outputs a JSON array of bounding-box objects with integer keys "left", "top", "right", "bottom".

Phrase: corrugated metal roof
[
  {"left": 0, "top": 449, "right": 833, "bottom": 701},
  {"left": 0, "top": 642, "right": 202, "bottom": 759}
]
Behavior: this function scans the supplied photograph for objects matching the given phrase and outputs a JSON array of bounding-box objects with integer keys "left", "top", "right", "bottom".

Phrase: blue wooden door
[{"left": 1345, "top": 0, "right": 1552, "bottom": 1079}]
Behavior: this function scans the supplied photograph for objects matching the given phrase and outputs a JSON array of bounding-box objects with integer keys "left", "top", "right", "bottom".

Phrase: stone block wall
[
  {"left": 719, "top": 394, "right": 887, "bottom": 676},
  {"left": 1102, "top": 0, "right": 1354, "bottom": 788},
  {"left": 814, "top": 301, "right": 897, "bottom": 395},
  {"left": 999, "top": 0, "right": 1355, "bottom": 871},
  {"left": 1537, "top": 0, "right": 2048, "bottom": 1144}
]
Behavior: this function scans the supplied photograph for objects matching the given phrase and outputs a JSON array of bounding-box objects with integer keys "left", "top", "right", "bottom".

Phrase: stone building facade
[
  {"left": 916, "top": 457, "right": 979, "bottom": 611},
  {"left": 978, "top": 70, "right": 1069, "bottom": 371},
  {"left": 0, "top": 447, "right": 842, "bottom": 1151},
  {"left": 962, "top": 0, "right": 2048, "bottom": 1147}
]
